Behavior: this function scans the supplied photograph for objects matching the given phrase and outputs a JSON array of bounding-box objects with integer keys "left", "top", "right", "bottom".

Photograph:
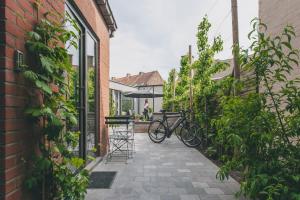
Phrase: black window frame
[{"left": 66, "top": 1, "right": 100, "bottom": 161}]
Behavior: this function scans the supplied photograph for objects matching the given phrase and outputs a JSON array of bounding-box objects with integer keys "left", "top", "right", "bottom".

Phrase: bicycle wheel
[
  {"left": 180, "top": 124, "right": 202, "bottom": 147},
  {"left": 148, "top": 120, "right": 167, "bottom": 143}
]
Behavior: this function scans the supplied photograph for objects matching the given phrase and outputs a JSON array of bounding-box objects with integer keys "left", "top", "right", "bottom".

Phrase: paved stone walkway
[{"left": 86, "top": 134, "right": 244, "bottom": 200}]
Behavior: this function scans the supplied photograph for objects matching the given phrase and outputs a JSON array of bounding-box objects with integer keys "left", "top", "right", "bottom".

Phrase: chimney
[{"left": 126, "top": 73, "right": 131, "bottom": 77}]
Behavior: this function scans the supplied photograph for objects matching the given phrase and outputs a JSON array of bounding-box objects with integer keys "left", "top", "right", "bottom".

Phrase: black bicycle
[{"left": 148, "top": 110, "right": 203, "bottom": 147}]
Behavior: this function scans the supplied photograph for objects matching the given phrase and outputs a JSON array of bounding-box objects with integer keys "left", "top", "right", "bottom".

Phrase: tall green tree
[
  {"left": 163, "top": 68, "right": 177, "bottom": 111},
  {"left": 175, "top": 55, "right": 191, "bottom": 110},
  {"left": 192, "top": 16, "right": 229, "bottom": 150}
]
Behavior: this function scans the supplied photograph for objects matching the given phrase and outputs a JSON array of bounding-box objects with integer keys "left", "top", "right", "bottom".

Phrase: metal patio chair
[{"left": 105, "top": 116, "right": 135, "bottom": 163}]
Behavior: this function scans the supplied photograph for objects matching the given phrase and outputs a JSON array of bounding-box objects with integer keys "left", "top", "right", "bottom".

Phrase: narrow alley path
[{"left": 86, "top": 134, "right": 244, "bottom": 200}]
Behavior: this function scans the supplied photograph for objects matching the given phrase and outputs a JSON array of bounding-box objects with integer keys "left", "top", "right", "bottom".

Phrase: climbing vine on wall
[{"left": 21, "top": 15, "right": 89, "bottom": 199}]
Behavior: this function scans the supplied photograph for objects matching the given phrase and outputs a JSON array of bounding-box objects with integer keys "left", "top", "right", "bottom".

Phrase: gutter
[{"left": 95, "top": 0, "right": 118, "bottom": 37}]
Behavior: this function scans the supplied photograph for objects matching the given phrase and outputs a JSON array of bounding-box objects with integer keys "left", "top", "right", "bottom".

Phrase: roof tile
[{"left": 114, "top": 71, "right": 164, "bottom": 87}]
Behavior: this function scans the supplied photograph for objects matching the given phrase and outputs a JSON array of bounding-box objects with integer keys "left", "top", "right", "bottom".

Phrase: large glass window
[
  {"left": 86, "top": 33, "right": 97, "bottom": 157},
  {"left": 65, "top": 3, "right": 98, "bottom": 161},
  {"left": 122, "top": 95, "right": 134, "bottom": 114},
  {"left": 65, "top": 9, "right": 81, "bottom": 157}
]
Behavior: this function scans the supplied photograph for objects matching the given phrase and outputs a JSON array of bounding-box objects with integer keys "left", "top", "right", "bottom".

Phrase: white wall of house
[
  {"left": 109, "top": 81, "right": 137, "bottom": 92},
  {"left": 109, "top": 80, "right": 137, "bottom": 115}
]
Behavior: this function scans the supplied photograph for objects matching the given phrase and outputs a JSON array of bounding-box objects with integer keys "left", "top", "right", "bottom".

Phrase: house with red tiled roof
[
  {"left": 114, "top": 71, "right": 164, "bottom": 87},
  {"left": 111, "top": 71, "right": 164, "bottom": 115}
]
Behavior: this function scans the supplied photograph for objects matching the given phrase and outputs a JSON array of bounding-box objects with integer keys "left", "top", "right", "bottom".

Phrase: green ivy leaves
[{"left": 22, "top": 18, "right": 89, "bottom": 199}]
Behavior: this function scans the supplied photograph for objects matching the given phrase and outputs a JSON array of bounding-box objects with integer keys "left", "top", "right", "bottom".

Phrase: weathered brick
[
  {"left": 4, "top": 156, "right": 17, "bottom": 170},
  {"left": 1, "top": 69, "right": 26, "bottom": 84},
  {"left": 6, "top": 0, "right": 24, "bottom": 18},
  {"left": 5, "top": 7, "right": 17, "bottom": 24},
  {"left": 4, "top": 179, "right": 16, "bottom": 194},
  {"left": 18, "top": 0, "right": 33, "bottom": 14},
  {"left": 0, "top": 83, "right": 27, "bottom": 96},
  {"left": 15, "top": 38, "right": 25, "bottom": 51},
  {"left": 0, "top": 46, "right": 14, "bottom": 58},
  {"left": 5, "top": 166, "right": 22, "bottom": 181},
  {"left": 3, "top": 143, "right": 22, "bottom": 157},
  {"left": 6, "top": 21, "right": 25, "bottom": 38},
  {"left": 1, "top": 119, "right": 29, "bottom": 131},
  {"left": 24, "top": 11, "right": 36, "bottom": 25},
  {"left": 16, "top": 16, "right": 31, "bottom": 31},
  {"left": 6, "top": 35, "right": 16, "bottom": 48},
  {"left": 0, "top": 57, "right": 14, "bottom": 70},
  {"left": 6, "top": 189, "right": 21, "bottom": 200},
  {"left": 2, "top": 95, "right": 27, "bottom": 107},
  {"left": 4, "top": 131, "right": 30, "bottom": 145}
]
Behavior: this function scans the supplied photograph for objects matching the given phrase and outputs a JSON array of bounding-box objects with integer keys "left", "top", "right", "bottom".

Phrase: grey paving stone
[
  {"left": 103, "top": 196, "right": 121, "bottom": 200},
  {"left": 162, "top": 162, "right": 174, "bottom": 166},
  {"left": 168, "top": 187, "right": 187, "bottom": 194},
  {"left": 158, "top": 172, "right": 172, "bottom": 177},
  {"left": 160, "top": 194, "right": 180, "bottom": 200},
  {"left": 218, "top": 194, "right": 236, "bottom": 200},
  {"left": 192, "top": 182, "right": 209, "bottom": 188},
  {"left": 180, "top": 194, "right": 201, "bottom": 200},
  {"left": 139, "top": 194, "right": 160, "bottom": 200},
  {"left": 135, "top": 176, "right": 150, "bottom": 182},
  {"left": 204, "top": 187, "right": 225, "bottom": 195},
  {"left": 186, "top": 162, "right": 204, "bottom": 166},
  {"left": 144, "top": 165, "right": 157, "bottom": 169},
  {"left": 177, "top": 169, "right": 191, "bottom": 173},
  {"left": 199, "top": 194, "right": 221, "bottom": 200},
  {"left": 86, "top": 134, "right": 241, "bottom": 200}
]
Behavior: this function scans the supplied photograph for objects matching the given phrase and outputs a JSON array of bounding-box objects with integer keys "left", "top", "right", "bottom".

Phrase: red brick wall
[
  {"left": 74, "top": 0, "right": 111, "bottom": 155},
  {"left": 0, "top": 1, "right": 5, "bottom": 199},
  {"left": 0, "top": 0, "right": 111, "bottom": 199},
  {"left": 0, "top": 1, "right": 64, "bottom": 199}
]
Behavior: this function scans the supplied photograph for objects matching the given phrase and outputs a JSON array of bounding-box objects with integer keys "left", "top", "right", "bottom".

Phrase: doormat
[{"left": 88, "top": 171, "right": 117, "bottom": 189}]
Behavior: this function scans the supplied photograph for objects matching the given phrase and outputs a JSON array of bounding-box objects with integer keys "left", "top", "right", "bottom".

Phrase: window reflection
[
  {"left": 65, "top": 5, "right": 98, "bottom": 160},
  {"left": 86, "top": 33, "right": 97, "bottom": 157},
  {"left": 65, "top": 9, "right": 81, "bottom": 156}
]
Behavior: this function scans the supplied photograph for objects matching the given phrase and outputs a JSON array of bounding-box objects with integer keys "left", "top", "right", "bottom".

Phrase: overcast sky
[{"left": 109, "top": 0, "right": 258, "bottom": 80}]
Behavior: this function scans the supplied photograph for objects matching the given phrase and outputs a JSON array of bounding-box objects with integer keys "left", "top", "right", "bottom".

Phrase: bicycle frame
[{"left": 161, "top": 113, "right": 187, "bottom": 137}]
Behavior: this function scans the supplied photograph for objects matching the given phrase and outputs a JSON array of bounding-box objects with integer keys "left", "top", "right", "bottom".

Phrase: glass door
[
  {"left": 86, "top": 33, "right": 97, "bottom": 158},
  {"left": 65, "top": 2, "right": 99, "bottom": 161},
  {"left": 65, "top": 9, "right": 83, "bottom": 157}
]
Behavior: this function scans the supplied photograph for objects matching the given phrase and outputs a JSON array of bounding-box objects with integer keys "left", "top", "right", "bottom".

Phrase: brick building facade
[{"left": 0, "top": 0, "right": 116, "bottom": 199}]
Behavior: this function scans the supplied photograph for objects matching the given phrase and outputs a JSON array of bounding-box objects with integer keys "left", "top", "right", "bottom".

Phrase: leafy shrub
[
  {"left": 164, "top": 17, "right": 300, "bottom": 199},
  {"left": 215, "top": 20, "right": 300, "bottom": 199}
]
